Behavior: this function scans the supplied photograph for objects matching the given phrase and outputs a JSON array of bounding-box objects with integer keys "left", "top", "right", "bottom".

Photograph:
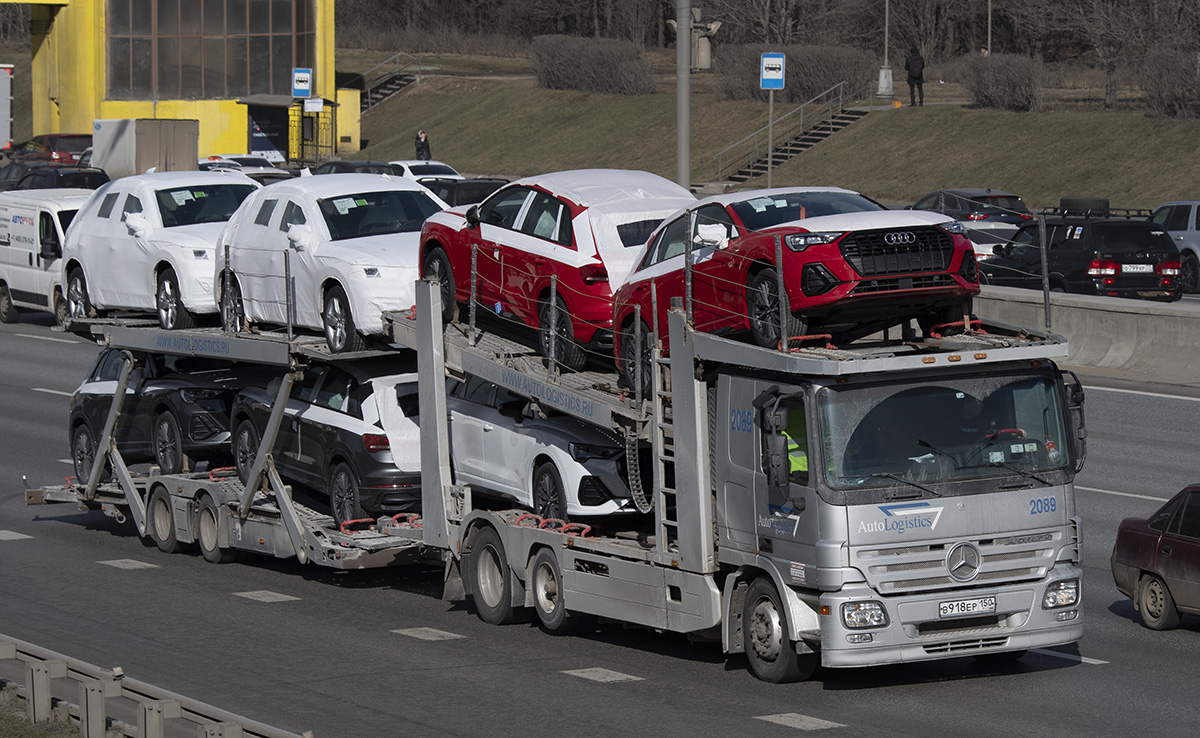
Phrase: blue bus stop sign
[{"left": 760, "top": 53, "right": 785, "bottom": 90}]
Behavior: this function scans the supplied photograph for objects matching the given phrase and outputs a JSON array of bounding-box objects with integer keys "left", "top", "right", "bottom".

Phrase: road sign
[
  {"left": 292, "top": 68, "right": 312, "bottom": 98},
  {"left": 760, "top": 53, "right": 785, "bottom": 90}
]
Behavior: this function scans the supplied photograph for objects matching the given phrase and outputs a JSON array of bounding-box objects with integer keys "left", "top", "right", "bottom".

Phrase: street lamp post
[{"left": 877, "top": 0, "right": 893, "bottom": 98}]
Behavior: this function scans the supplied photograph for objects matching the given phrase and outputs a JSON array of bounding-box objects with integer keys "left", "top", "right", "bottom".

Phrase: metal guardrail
[
  {"left": 343, "top": 52, "right": 429, "bottom": 111},
  {"left": 713, "top": 81, "right": 872, "bottom": 181},
  {"left": 0, "top": 633, "right": 310, "bottom": 738}
]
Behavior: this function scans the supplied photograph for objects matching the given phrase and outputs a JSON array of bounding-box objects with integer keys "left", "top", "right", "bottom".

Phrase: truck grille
[
  {"left": 852, "top": 532, "right": 1061, "bottom": 595},
  {"left": 841, "top": 227, "right": 954, "bottom": 277}
]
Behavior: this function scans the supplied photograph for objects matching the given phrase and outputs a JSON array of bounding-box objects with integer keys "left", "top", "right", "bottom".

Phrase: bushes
[
  {"left": 714, "top": 45, "right": 876, "bottom": 104},
  {"left": 1140, "top": 48, "right": 1200, "bottom": 119},
  {"left": 531, "top": 36, "right": 655, "bottom": 95},
  {"left": 964, "top": 54, "right": 1043, "bottom": 112}
]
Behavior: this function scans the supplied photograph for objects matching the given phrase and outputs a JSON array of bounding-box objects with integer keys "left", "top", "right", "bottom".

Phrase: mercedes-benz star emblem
[
  {"left": 884, "top": 231, "right": 917, "bottom": 245},
  {"left": 946, "top": 541, "right": 982, "bottom": 582}
]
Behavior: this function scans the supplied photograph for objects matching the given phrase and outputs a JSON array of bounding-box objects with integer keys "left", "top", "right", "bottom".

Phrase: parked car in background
[
  {"left": 910, "top": 188, "right": 1033, "bottom": 256},
  {"left": 447, "top": 376, "right": 635, "bottom": 520},
  {"left": 979, "top": 197, "right": 1181, "bottom": 302},
  {"left": 62, "top": 170, "right": 260, "bottom": 329},
  {"left": 388, "top": 159, "right": 464, "bottom": 182},
  {"left": 15, "top": 166, "right": 110, "bottom": 191},
  {"left": 0, "top": 189, "right": 91, "bottom": 324},
  {"left": 421, "top": 177, "right": 508, "bottom": 207},
  {"left": 311, "top": 160, "right": 405, "bottom": 176},
  {"left": 6, "top": 133, "right": 92, "bottom": 165},
  {"left": 1150, "top": 200, "right": 1200, "bottom": 293},
  {"left": 68, "top": 348, "right": 274, "bottom": 481},
  {"left": 1111, "top": 484, "right": 1200, "bottom": 630},
  {"left": 215, "top": 172, "right": 447, "bottom": 353},
  {"left": 229, "top": 355, "right": 423, "bottom": 527},
  {"left": 0, "top": 161, "right": 53, "bottom": 192},
  {"left": 612, "top": 187, "right": 980, "bottom": 393},
  {"left": 200, "top": 154, "right": 281, "bottom": 174},
  {"left": 420, "top": 169, "right": 696, "bottom": 370}
]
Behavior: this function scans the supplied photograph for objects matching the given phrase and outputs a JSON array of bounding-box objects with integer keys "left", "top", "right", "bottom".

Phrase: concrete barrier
[{"left": 975, "top": 286, "right": 1200, "bottom": 385}]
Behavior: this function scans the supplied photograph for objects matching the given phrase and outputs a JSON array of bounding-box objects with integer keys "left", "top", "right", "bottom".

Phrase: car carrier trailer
[{"left": 29, "top": 281, "right": 1087, "bottom": 682}]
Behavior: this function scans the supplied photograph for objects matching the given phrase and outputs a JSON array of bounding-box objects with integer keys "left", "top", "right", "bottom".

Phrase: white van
[{"left": 0, "top": 189, "right": 92, "bottom": 324}]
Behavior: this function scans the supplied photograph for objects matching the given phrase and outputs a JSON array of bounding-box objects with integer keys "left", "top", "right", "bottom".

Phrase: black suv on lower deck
[{"left": 979, "top": 197, "right": 1182, "bottom": 302}]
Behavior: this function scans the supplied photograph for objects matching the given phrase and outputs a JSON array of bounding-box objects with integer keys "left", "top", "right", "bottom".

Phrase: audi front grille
[{"left": 841, "top": 227, "right": 955, "bottom": 277}]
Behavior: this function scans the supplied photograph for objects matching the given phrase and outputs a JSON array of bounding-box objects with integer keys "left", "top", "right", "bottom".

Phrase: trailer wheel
[
  {"left": 0, "top": 282, "right": 20, "bottom": 323},
  {"left": 468, "top": 526, "right": 520, "bottom": 625},
  {"left": 233, "top": 420, "right": 260, "bottom": 484},
  {"left": 157, "top": 268, "right": 196, "bottom": 330},
  {"left": 153, "top": 411, "right": 186, "bottom": 475},
  {"left": 197, "top": 495, "right": 235, "bottom": 564},
  {"left": 743, "top": 578, "right": 816, "bottom": 683},
  {"left": 531, "top": 547, "right": 577, "bottom": 634},
  {"left": 147, "top": 486, "right": 181, "bottom": 554}
]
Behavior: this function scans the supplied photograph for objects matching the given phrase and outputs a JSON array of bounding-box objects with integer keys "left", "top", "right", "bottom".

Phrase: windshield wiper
[
  {"left": 921, "top": 438, "right": 1053, "bottom": 486},
  {"left": 959, "top": 460, "right": 1053, "bottom": 486},
  {"left": 870, "top": 472, "right": 941, "bottom": 498}
]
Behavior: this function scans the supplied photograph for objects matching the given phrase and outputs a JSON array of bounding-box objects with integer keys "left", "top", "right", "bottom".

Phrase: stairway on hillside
[
  {"left": 727, "top": 108, "right": 869, "bottom": 184},
  {"left": 361, "top": 72, "right": 417, "bottom": 113}
]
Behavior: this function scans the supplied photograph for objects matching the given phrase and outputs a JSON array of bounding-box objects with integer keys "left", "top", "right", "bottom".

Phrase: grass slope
[{"left": 359, "top": 67, "right": 1200, "bottom": 210}]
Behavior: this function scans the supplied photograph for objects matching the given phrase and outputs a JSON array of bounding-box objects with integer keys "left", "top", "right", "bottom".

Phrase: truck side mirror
[
  {"left": 40, "top": 235, "right": 61, "bottom": 260},
  {"left": 764, "top": 429, "right": 789, "bottom": 489},
  {"left": 465, "top": 205, "right": 481, "bottom": 228}
]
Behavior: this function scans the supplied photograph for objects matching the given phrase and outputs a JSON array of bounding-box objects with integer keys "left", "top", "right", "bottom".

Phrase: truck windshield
[
  {"left": 818, "top": 371, "right": 1070, "bottom": 493},
  {"left": 316, "top": 190, "right": 442, "bottom": 240}
]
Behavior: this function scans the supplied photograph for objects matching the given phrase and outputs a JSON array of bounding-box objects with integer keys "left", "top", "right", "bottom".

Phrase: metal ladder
[{"left": 651, "top": 345, "right": 679, "bottom": 553}]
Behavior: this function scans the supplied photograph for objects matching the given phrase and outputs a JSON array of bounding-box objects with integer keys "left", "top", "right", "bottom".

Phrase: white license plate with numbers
[
  {"left": 1122, "top": 264, "right": 1152, "bottom": 273},
  {"left": 939, "top": 596, "right": 996, "bottom": 618}
]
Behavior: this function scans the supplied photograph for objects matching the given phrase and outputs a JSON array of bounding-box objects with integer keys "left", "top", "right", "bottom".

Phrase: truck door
[
  {"left": 36, "top": 210, "right": 63, "bottom": 309},
  {"left": 754, "top": 390, "right": 820, "bottom": 571}
]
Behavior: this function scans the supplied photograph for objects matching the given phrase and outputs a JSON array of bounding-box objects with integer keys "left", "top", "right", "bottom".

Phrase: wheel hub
[{"left": 749, "top": 598, "right": 784, "bottom": 661}]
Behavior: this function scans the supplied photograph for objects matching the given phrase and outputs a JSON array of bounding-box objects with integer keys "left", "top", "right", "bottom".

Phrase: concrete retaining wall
[{"left": 975, "top": 286, "right": 1200, "bottom": 385}]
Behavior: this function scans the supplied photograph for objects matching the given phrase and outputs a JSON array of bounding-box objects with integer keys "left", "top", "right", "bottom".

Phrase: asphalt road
[{"left": 2, "top": 312, "right": 1199, "bottom": 738}]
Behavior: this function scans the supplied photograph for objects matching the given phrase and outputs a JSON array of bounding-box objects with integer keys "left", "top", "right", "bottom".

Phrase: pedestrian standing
[
  {"left": 415, "top": 130, "right": 431, "bottom": 161},
  {"left": 904, "top": 47, "right": 925, "bottom": 107}
]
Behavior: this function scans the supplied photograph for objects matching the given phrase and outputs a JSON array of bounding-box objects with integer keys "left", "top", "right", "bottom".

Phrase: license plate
[
  {"left": 1122, "top": 264, "right": 1153, "bottom": 273},
  {"left": 939, "top": 596, "right": 997, "bottom": 618}
]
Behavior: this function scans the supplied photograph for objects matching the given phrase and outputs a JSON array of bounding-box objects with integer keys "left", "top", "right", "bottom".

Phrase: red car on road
[
  {"left": 420, "top": 169, "right": 694, "bottom": 370},
  {"left": 612, "top": 187, "right": 980, "bottom": 391},
  {"left": 1112, "top": 485, "right": 1200, "bottom": 630}
]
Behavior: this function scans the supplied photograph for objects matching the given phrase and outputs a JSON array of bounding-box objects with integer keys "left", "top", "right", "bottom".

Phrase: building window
[{"left": 107, "top": 0, "right": 317, "bottom": 100}]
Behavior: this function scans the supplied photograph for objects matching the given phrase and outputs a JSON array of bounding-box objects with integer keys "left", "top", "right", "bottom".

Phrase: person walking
[
  {"left": 904, "top": 47, "right": 925, "bottom": 107},
  {"left": 414, "top": 130, "right": 431, "bottom": 161}
]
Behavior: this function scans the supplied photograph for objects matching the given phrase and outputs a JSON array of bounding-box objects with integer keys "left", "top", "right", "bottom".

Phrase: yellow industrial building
[{"left": 7, "top": 0, "right": 359, "bottom": 162}]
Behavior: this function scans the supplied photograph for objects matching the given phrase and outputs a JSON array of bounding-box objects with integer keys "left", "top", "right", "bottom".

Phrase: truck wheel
[
  {"left": 323, "top": 285, "right": 366, "bottom": 353},
  {"left": 468, "top": 526, "right": 520, "bottom": 625},
  {"left": 538, "top": 294, "right": 586, "bottom": 371},
  {"left": 1139, "top": 574, "right": 1181, "bottom": 630},
  {"left": 743, "top": 578, "right": 816, "bottom": 683},
  {"left": 233, "top": 420, "right": 260, "bottom": 484},
  {"left": 0, "top": 282, "right": 20, "bottom": 323},
  {"left": 329, "top": 463, "right": 365, "bottom": 527},
  {"left": 747, "top": 268, "right": 806, "bottom": 349},
  {"left": 220, "top": 276, "right": 246, "bottom": 332},
  {"left": 197, "top": 495, "right": 236, "bottom": 564},
  {"left": 157, "top": 268, "right": 196, "bottom": 330},
  {"left": 531, "top": 547, "right": 577, "bottom": 634},
  {"left": 422, "top": 247, "right": 457, "bottom": 323},
  {"left": 147, "top": 486, "right": 181, "bottom": 554},
  {"left": 619, "top": 318, "right": 654, "bottom": 400},
  {"left": 532, "top": 461, "right": 569, "bottom": 521},
  {"left": 67, "top": 267, "right": 93, "bottom": 319},
  {"left": 1180, "top": 253, "right": 1200, "bottom": 294},
  {"left": 153, "top": 411, "right": 186, "bottom": 475}
]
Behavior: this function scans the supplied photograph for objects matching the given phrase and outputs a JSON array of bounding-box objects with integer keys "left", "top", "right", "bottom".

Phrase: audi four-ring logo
[{"left": 884, "top": 231, "right": 917, "bottom": 245}]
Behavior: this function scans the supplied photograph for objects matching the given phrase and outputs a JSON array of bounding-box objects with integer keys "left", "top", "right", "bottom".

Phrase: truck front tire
[{"left": 743, "top": 578, "right": 817, "bottom": 683}]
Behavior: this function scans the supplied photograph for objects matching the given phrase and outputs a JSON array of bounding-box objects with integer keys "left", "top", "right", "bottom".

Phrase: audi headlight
[
  {"left": 841, "top": 601, "right": 889, "bottom": 629},
  {"left": 939, "top": 221, "right": 968, "bottom": 235},
  {"left": 364, "top": 267, "right": 380, "bottom": 277},
  {"left": 179, "top": 388, "right": 225, "bottom": 412},
  {"left": 1042, "top": 579, "right": 1079, "bottom": 609},
  {"left": 786, "top": 232, "right": 843, "bottom": 251},
  {"left": 569, "top": 442, "right": 621, "bottom": 461},
  {"left": 192, "top": 249, "right": 209, "bottom": 259}
]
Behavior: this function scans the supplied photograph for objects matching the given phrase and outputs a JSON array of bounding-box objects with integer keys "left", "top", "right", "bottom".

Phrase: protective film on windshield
[{"left": 819, "top": 373, "right": 1069, "bottom": 491}]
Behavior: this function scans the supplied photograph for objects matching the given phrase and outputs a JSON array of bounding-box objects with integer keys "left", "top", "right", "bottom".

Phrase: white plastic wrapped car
[
  {"left": 214, "top": 173, "right": 447, "bottom": 353},
  {"left": 62, "top": 170, "right": 260, "bottom": 329}
]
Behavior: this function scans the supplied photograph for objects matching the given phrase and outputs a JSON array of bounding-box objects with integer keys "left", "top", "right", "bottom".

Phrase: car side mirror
[
  {"left": 497, "top": 399, "right": 526, "bottom": 421},
  {"left": 286, "top": 223, "right": 315, "bottom": 251},
  {"left": 40, "top": 235, "right": 61, "bottom": 260},
  {"left": 695, "top": 223, "right": 729, "bottom": 250},
  {"left": 465, "top": 205, "right": 481, "bottom": 228},
  {"left": 124, "top": 212, "right": 150, "bottom": 238}
]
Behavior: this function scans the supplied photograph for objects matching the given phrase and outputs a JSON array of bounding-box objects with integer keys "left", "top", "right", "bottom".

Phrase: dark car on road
[
  {"left": 15, "top": 166, "right": 110, "bottom": 191},
  {"left": 979, "top": 197, "right": 1182, "bottom": 302},
  {"left": 910, "top": 188, "right": 1033, "bottom": 252},
  {"left": 69, "top": 349, "right": 273, "bottom": 482},
  {"left": 1112, "top": 485, "right": 1200, "bottom": 630},
  {"left": 229, "top": 355, "right": 423, "bottom": 526},
  {"left": 0, "top": 161, "right": 52, "bottom": 192}
]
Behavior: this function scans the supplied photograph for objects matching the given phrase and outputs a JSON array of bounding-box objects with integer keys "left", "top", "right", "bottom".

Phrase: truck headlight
[
  {"left": 841, "top": 601, "right": 889, "bottom": 629},
  {"left": 1042, "top": 579, "right": 1079, "bottom": 609}
]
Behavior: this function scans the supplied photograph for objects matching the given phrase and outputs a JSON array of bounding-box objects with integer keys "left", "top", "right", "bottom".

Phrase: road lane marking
[
  {"left": 756, "top": 714, "right": 846, "bottom": 730},
  {"left": 562, "top": 668, "right": 643, "bottom": 683},
  {"left": 16, "top": 333, "right": 81, "bottom": 344},
  {"left": 0, "top": 531, "right": 33, "bottom": 541},
  {"left": 1031, "top": 648, "right": 1108, "bottom": 665},
  {"left": 58, "top": 459, "right": 72, "bottom": 464},
  {"left": 98, "top": 559, "right": 158, "bottom": 570},
  {"left": 391, "top": 627, "right": 465, "bottom": 641},
  {"left": 1076, "top": 485, "right": 1168, "bottom": 502},
  {"left": 1088, "top": 385, "right": 1200, "bottom": 403},
  {"left": 32, "top": 387, "right": 73, "bottom": 397},
  {"left": 233, "top": 590, "right": 299, "bottom": 603}
]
